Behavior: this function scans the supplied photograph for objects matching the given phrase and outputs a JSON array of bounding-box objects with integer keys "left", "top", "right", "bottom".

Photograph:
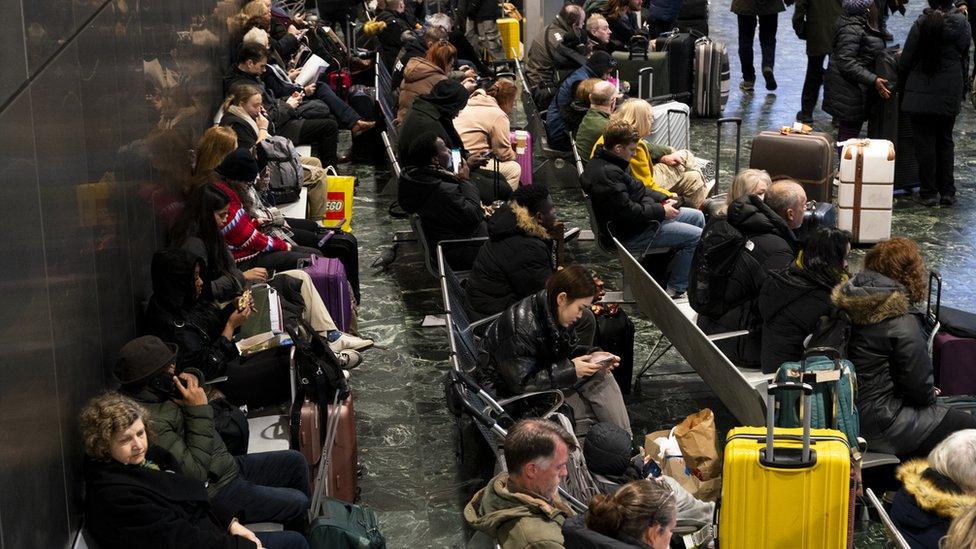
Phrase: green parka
[
  {"left": 464, "top": 473, "right": 575, "bottom": 549},
  {"left": 128, "top": 386, "right": 239, "bottom": 498}
]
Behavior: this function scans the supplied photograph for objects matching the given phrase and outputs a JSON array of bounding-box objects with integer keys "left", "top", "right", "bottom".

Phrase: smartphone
[{"left": 450, "top": 148, "right": 462, "bottom": 174}]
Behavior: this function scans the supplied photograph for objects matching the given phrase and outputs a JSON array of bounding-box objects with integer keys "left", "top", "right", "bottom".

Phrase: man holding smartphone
[{"left": 115, "top": 336, "right": 311, "bottom": 534}]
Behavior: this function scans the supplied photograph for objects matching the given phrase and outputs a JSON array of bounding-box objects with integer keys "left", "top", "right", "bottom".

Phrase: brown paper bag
[{"left": 673, "top": 409, "right": 722, "bottom": 481}]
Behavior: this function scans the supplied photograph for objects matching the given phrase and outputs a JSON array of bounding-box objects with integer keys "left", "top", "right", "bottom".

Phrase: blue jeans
[
  {"left": 311, "top": 80, "right": 361, "bottom": 129},
  {"left": 622, "top": 208, "right": 704, "bottom": 292},
  {"left": 256, "top": 531, "right": 310, "bottom": 549},
  {"left": 213, "top": 450, "right": 310, "bottom": 531}
]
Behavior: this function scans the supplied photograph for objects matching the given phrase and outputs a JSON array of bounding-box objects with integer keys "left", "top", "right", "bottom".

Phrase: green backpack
[{"left": 774, "top": 347, "right": 861, "bottom": 449}]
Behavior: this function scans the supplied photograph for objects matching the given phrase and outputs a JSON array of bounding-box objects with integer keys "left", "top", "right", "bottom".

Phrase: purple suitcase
[
  {"left": 301, "top": 255, "right": 355, "bottom": 333},
  {"left": 933, "top": 305, "right": 976, "bottom": 396}
]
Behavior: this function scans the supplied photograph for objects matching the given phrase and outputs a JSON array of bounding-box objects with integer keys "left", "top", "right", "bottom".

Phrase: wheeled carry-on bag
[
  {"left": 928, "top": 272, "right": 976, "bottom": 396},
  {"left": 657, "top": 31, "right": 696, "bottom": 105},
  {"left": 692, "top": 37, "right": 730, "bottom": 118},
  {"left": 594, "top": 309, "right": 636, "bottom": 395},
  {"left": 749, "top": 130, "right": 836, "bottom": 203},
  {"left": 648, "top": 101, "right": 690, "bottom": 150},
  {"left": 719, "top": 382, "right": 852, "bottom": 549},
  {"left": 837, "top": 139, "right": 895, "bottom": 244},
  {"left": 497, "top": 18, "right": 521, "bottom": 60},
  {"left": 301, "top": 255, "right": 357, "bottom": 333}
]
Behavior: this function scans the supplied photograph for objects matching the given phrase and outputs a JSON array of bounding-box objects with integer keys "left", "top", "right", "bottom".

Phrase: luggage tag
[{"left": 682, "top": 525, "right": 714, "bottom": 549}]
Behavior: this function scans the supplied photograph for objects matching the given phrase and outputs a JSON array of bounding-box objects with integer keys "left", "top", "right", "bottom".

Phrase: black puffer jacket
[
  {"left": 476, "top": 290, "right": 595, "bottom": 396},
  {"left": 562, "top": 515, "right": 649, "bottom": 548},
  {"left": 462, "top": 0, "right": 502, "bottom": 23},
  {"left": 465, "top": 203, "right": 556, "bottom": 320},
  {"left": 377, "top": 8, "right": 421, "bottom": 70},
  {"left": 832, "top": 270, "right": 948, "bottom": 456},
  {"left": 581, "top": 146, "right": 667, "bottom": 242},
  {"left": 398, "top": 165, "right": 487, "bottom": 267},
  {"left": 758, "top": 266, "right": 839, "bottom": 373},
  {"left": 823, "top": 14, "right": 887, "bottom": 121},
  {"left": 145, "top": 248, "right": 237, "bottom": 382},
  {"left": 84, "top": 447, "right": 255, "bottom": 549},
  {"left": 900, "top": 8, "right": 971, "bottom": 116},
  {"left": 607, "top": 12, "right": 641, "bottom": 49},
  {"left": 397, "top": 98, "right": 467, "bottom": 158},
  {"left": 696, "top": 195, "right": 800, "bottom": 369}
]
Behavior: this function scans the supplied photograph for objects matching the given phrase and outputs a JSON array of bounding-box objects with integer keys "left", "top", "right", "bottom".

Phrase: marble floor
[{"left": 341, "top": 1, "right": 976, "bottom": 546}]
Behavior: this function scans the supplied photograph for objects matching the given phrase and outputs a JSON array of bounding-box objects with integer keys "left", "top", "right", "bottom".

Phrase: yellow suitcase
[
  {"left": 497, "top": 18, "right": 521, "bottom": 60},
  {"left": 718, "top": 383, "right": 852, "bottom": 549}
]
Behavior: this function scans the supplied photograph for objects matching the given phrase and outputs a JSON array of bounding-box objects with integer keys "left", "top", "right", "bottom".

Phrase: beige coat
[
  {"left": 453, "top": 89, "right": 516, "bottom": 162},
  {"left": 396, "top": 57, "right": 447, "bottom": 124}
]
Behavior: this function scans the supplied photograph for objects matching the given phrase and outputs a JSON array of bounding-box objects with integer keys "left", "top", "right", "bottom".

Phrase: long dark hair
[
  {"left": 169, "top": 184, "right": 233, "bottom": 276},
  {"left": 801, "top": 227, "right": 852, "bottom": 284},
  {"left": 918, "top": 0, "right": 953, "bottom": 74}
]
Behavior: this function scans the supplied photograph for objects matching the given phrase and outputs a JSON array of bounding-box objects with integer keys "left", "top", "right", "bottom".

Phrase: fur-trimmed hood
[
  {"left": 831, "top": 270, "right": 912, "bottom": 325},
  {"left": 896, "top": 459, "right": 976, "bottom": 519},
  {"left": 488, "top": 202, "right": 551, "bottom": 241}
]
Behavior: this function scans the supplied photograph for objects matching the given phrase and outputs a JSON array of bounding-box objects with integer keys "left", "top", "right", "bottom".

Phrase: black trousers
[
  {"left": 911, "top": 113, "right": 957, "bottom": 199},
  {"left": 901, "top": 407, "right": 976, "bottom": 459},
  {"left": 297, "top": 117, "right": 339, "bottom": 168},
  {"left": 239, "top": 247, "right": 320, "bottom": 273},
  {"left": 737, "top": 14, "right": 779, "bottom": 81},
  {"left": 801, "top": 54, "right": 828, "bottom": 116},
  {"left": 287, "top": 217, "right": 361, "bottom": 303}
]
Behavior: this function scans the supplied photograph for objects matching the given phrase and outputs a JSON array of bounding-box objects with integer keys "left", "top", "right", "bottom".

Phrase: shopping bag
[
  {"left": 324, "top": 166, "right": 354, "bottom": 232},
  {"left": 643, "top": 427, "right": 722, "bottom": 502},
  {"left": 672, "top": 408, "right": 722, "bottom": 481}
]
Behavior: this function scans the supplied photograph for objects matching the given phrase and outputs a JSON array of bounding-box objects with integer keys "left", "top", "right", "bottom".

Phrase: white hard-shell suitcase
[
  {"left": 648, "top": 101, "right": 691, "bottom": 151},
  {"left": 837, "top": 139, "right": 895, "bottom": 244}
]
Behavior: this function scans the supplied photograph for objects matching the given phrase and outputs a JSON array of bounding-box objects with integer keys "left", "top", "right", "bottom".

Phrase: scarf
[{"left": 226, "top": 104, "right": 260, "bottom": 138}]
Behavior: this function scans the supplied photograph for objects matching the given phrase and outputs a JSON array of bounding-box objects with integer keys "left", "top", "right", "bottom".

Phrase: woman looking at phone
[{"left": 476, "top": 266, "right": 632, "bottom": 437}]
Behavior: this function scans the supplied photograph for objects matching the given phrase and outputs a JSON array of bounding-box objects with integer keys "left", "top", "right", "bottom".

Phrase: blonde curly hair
[{"left": 79, "top": 393, "right": 153, "bottom": 461}]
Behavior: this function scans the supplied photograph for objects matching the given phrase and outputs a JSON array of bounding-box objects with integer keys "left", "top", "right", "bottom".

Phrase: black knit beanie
[
  {"left": 215, "top": 148, "right": 259, "bottom": 182},
  {"left": 583, "top": 422, "right": 633, "bottom": 476},
  {"left": 422, "top": 79, "right": 470, "bottom": 118}
]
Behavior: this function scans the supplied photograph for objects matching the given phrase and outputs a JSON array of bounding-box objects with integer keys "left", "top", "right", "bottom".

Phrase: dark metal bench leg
[{"left": 633, "top": 335, "right": 673, "bottom": 394}]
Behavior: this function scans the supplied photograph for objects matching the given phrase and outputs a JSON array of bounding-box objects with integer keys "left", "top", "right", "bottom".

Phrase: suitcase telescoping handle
[
  {"left": 765, "top": 382, "right": 815, "bottom": 467},
  {"left": 638, "top": 66, "right": 653, "bottom": 101},
  {"left": 715, "top": 118, "right": 742, "bottom": 195},
  {"left": 927, "top": 271, "right": 942, "bottom": 329}
]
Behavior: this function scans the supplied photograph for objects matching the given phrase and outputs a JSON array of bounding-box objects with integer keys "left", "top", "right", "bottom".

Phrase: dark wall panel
[
  {"left": 0, "top": 0, "right": 239, "bottom": 545},
  {"left": 0, "top": 0, "right": 28, "bottom": 105}
]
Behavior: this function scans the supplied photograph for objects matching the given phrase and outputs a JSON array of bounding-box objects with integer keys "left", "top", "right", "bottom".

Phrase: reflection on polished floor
[{"left": 343, "top": 2, "right": 975, "bottom": 548}]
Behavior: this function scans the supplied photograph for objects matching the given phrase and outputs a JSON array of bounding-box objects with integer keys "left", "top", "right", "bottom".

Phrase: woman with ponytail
[
  {"left": 900, "top": 0, "right": 971, "bottom": 207},
  {"left": 563, "top": 478, "right": 678, "bottom": 548},
  {"left": 453, "top": 78, "right": 523, "bottom": 190}
]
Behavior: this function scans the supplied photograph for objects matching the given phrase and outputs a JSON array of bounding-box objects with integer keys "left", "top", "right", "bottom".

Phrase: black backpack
[
  {"left": 286, "top": 319, "right": 349, "bottom": 404},
  {"left": 688, "top": 219, "right": 757, "bottom": 318}
]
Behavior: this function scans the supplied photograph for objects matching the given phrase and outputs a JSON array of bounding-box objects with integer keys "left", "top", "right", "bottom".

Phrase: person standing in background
[
  {"left": 900, "top": 0, "right": 970, "bottom": 206},
  {"left": 793, "top": 0, "right": 845, "bottom": 122},
  {"left": 732, "top": 0, "right": 786, "bottom": 92}
]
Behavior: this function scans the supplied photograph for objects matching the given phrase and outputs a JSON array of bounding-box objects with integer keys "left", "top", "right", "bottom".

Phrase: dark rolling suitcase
[
  {"left": 658, "top": 31, "right": 696, "bottom": 105},
  {"left": 676, "top": 0, "right": 709, "bottom": 35},
  {"left": 928, "top": 272, "right": 976, "bottom": 396},
  {"left": 595, "top": 309, "right": 637, "bottom": 394},
  {"left": 749, "top": 130, "right": 836, "bottom": 203},
  {"left": 868, "top": 47, "right": 920, "bottom": 191},
  {"left": 617, "top": 54, "right": 669, "bottom": 101},
  {"left": 692, "top": 36, "right": 730, "bottom": 118},
  {"left": 796, "top": 201, "right": 837, "bottom": 242}
]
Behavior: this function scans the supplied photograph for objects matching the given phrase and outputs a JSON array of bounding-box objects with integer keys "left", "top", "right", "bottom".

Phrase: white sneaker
[
  {"left": 328, "top": 332, "right": 373, "bottom": 353},
  {"left": 337, "top": 349, "right": 362, "bottom": 370}
]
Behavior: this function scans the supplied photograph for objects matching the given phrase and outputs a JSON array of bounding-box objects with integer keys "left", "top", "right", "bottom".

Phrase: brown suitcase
[
  {"left": 290, "top": 397, "right": 323, "bottom": 466},
  {"left": 326, "top": 394, "right": 359, "bottom": 503},
  {"left": 749, "top": 131, "right": 835, "bottom": 202},
  {"left": 310, "top": 393, "right": 360, "bottom": 512}
]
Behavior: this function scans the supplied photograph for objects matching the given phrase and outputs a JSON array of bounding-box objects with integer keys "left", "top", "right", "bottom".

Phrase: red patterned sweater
[{"left": 214, "top": 181, "right": 288, "bottom": 262}]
